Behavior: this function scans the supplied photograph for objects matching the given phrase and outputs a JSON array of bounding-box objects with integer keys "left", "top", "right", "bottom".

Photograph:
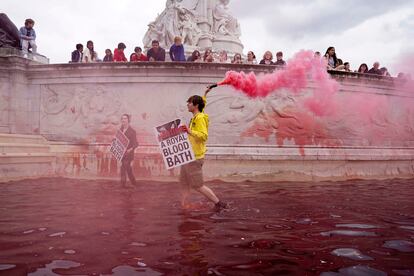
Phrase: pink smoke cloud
[{"left": 218, "top": 50, "right": 339, "bottom": 116}]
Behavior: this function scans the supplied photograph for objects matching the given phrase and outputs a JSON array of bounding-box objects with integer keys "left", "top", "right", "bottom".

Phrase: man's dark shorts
[{"left": 180, "top": 159, "right": 204, "bottom": 189}]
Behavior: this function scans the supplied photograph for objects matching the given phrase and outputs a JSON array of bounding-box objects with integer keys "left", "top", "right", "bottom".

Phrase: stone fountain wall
[{"left": 1, "top": 56, "right": 413, "bottom": 182}]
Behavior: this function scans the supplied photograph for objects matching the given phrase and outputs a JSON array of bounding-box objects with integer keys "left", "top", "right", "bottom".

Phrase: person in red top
[
  {"left": 113, "top": 42, "right": 127, "bottom": 62},
  {"left": 130, "top": 46, "right": 148, "bottom": 62}
]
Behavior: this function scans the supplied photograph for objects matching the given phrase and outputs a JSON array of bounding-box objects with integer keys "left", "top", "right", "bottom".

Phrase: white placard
[
  {"left": 155, "top": 119, "right": 195, "bottom": 170},
  {"left": 109, "top": 130, "right": 130, "bottom": 162}
]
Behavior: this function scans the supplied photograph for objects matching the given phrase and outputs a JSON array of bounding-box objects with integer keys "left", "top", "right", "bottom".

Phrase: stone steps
[
  {"left": 0, "top": 133, "right": 48, "bottom": 144},
  {"left": 0, "top": 143, "right": 50, "bottom": 153},
  {"left": 0, "top": 134, "right": 55, "bottom": 182}
]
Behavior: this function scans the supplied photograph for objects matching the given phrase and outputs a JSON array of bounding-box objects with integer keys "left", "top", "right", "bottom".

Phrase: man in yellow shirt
[{"left": 180, "top": 87, "right": 227, "bottom": 211}]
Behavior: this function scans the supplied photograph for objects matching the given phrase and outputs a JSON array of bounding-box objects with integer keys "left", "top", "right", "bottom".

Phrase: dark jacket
[
  {"left": 367, "top": 68, "right": 382, "bottom": 75},
  {"left": 274, "top": 59, "right": 286, "bottom": 66},
  {"left": 147, "top": 47, "right": 166, "bottom": 61},
  {"left": 71, "top": 50, "right": 82, "bottom": 63},
  {"left": 259, "top": 59, "right": 274, "bottom": 65},
  {"left": 121, "top": 126, "right": 138, "bottom": 161}
]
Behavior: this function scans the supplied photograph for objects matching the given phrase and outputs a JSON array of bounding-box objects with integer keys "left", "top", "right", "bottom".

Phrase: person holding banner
[
  {"left": 179, "top": 87, "right": 227, "bottom": 211},
  {"left": 120, "top": 114, "right": 138, "bottom": 187}
]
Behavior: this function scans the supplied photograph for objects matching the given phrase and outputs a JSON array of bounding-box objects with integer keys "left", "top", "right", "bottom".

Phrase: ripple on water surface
[
  {"left": 335, "top": 223, "right": 380, "bottom": 229},
  {"left": 320, "top": 230, "right": 377, "bottom": 237},
  {"left": 101, "top": 265, "right": 163, "bottom": 276},
  {"left": 321, "top": 265, "right": 387, "bottom": 276},
  {"left": 0, "top": 264, "right": 16, "bottom": 271},
  {"left": 383, "top": 240, "right": 414, "bottom": 253},
  {"left": 331, "top": 248, "right": 373, "bottom": 260},
  {"left": 27, "top": 260, "right": 81, "bottom": 276}
]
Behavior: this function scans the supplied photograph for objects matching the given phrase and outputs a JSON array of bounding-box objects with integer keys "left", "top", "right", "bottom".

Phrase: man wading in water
[
  {"left": 179, "top": 86, "right": 227, "bottom": 211},
  {"left": 119, "top": 114, "right": 138, "bottom": 187}
]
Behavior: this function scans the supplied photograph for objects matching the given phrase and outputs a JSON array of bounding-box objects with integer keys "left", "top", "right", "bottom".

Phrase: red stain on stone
[
  {"left": 242, "top": 108, "right": 341, "bottom": 156},
  {"left": 141, "top": 113, "right": 148, "bottom": 120}
]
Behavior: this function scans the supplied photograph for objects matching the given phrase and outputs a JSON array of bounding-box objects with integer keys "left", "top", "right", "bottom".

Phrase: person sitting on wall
[
  {"left": 367, "top": 62, "right": 382, "bottom": 75},
  {"left": 274, "top": 51, "right": 286, "bottom": 66},
  {"left": 343, "top": 62, "right": 351, "bottom": 72},
  {"left": 113, "top": 42, "right": 128, "bottom": 62},
  {"left": 203, "top": 49, "right": 214, "bottom": 63},
  {"left": 379, "top": 67, "right": 391, "bottom": 77},
  {"left": 259, "top": 51, "right": 274, "bottom": 65},
  {"left": 71, "top": 43, "right": 83, "bottom": 63},
  {"left": 324, "top": 46, "right": 338, "bottom": 69},
  {"left": 130, "top": 46, "right": 148, "bottom": 62},
  {"left": 147, "top": 40, "right": 166, "bottom": 61},
  {"left": 334, "top": 59, "right": 345, "bottom": 70},
  {"left": 19, "top": 18, "right": 37, "bottom": 55},
  {"left": 356, "top": 63, "right": 368, "bottom": 74},
  {"left": 103, "top": 49, "right": 113, "bottom": 62},
  {"left": 231, "top": 53, "right": 243, "bottom": 64},
  {"left": 246, "top": 51, "right": 257, "bottom": 64},
  {"left": 218, "top": 50, "right": 230, "bottom": 63},
  {"left": 82, "top": 40, "right": 98, "bottom": 63},
  {"left": 169, "top": 36, "right": 186, "bottom": 62},
  {"left": 187, "top": 50, "right": 202, "bottom": 62}
]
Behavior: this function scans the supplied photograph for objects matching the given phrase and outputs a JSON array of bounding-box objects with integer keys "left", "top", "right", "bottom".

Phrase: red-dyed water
[{"left": 1, "top": 178, "right": 414, "bottom": 275}]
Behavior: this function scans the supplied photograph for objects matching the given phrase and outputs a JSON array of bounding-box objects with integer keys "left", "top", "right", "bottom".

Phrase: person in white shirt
[{"left": 82, "top": 40, "right": 98, "bottom": 63}]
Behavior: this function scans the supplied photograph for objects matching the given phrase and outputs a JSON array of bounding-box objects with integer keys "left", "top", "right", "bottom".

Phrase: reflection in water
[
  {"left": 0, "top": 178, "right": 413, "bottom": 275},
  {"left": 27, "top": 260, "right": 81, "bottom": 276},
  {"left": 331, "top": 248, "right": 373, "bottom": 260},
  {"left": 320, "top": 265, "right": 387, "bottom": 276}
]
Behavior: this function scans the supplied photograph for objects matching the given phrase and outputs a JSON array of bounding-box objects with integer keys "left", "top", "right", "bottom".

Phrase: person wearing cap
[
  {"left": 274, "top": 51, "right": 286, "bottom": 66},
  {"left": 19, "top": 18, "right": 37, "bottom": 55}
]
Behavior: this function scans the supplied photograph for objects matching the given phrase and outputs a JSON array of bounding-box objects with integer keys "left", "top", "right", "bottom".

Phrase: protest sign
[
  {"left": 155, "top": 119, "right": 195, "bottom": 170},
  {"left": 109, "top": 130, "right": 130, "bottom": 162}
]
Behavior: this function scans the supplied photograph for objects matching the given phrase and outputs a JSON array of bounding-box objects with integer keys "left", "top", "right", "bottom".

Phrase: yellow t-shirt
[{"left": 188, "top": 97, "right": 209, "bottom": 159}]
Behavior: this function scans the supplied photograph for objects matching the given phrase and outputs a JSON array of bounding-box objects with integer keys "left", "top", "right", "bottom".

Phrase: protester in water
[
  {"left": 179, "top": 87, "right": 227, "bottom": 211},
  {"left": 119, "top": 114, "right": 138, "bottom": 187}
]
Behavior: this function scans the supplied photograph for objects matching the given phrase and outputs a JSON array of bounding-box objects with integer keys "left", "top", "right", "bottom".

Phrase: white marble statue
[
  {"left": 142, "top": 0, "right": 243, "bottom": 53},
  {"left": 212, "top": 0, "right": 241, "bottom": 37}
]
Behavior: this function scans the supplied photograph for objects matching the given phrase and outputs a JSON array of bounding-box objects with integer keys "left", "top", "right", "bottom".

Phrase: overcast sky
[{"left": 2, "top": 0, "right": 414, "bottom": 74}]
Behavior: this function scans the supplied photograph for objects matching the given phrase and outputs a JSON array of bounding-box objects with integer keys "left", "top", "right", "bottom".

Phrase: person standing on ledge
[
  {"left": 179, "top": 86, "right": 227, "bottom": 211},
  {"left": 119, "top": 114, "right": 138, "bottom": 188}
]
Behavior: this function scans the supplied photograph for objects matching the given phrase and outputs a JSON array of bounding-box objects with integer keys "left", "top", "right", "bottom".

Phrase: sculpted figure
[{"left": 212, "top": 0, "right": 241, "bottom": 37}]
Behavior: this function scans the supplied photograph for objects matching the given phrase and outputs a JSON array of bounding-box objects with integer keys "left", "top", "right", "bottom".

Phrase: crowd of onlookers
[
  {"left": 17, "top": 18, "right": 410, "bottom": 80},
  {"left": 70, "top": 37, "right": 411, "bottom": 80}
]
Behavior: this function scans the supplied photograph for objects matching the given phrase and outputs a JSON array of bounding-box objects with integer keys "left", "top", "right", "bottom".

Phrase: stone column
[{"left": 195, "top": 0, "right": 214, "bottom": 50}]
